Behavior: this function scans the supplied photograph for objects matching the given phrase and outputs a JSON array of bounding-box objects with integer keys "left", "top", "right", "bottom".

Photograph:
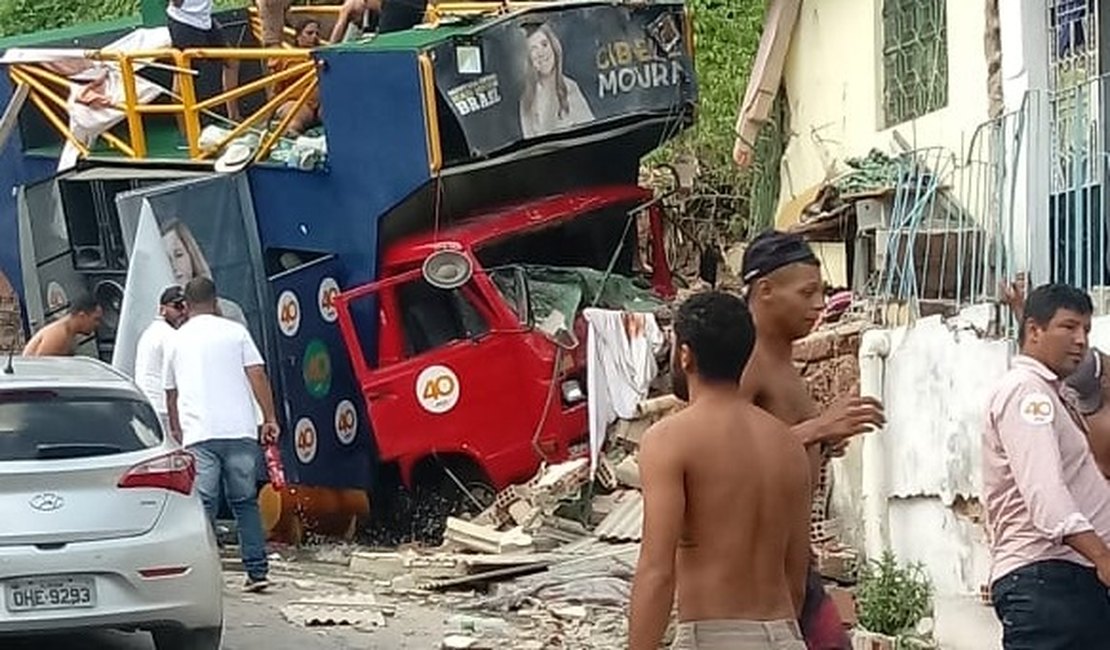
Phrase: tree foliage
[
  {"left": 651, "top": 0, "right": 768, "bottom": 238},
  {"left": 683, "top": 0, "right": 765, "bottom": 178},
  {"left": 0, "top": 0, "right": 244, "bottom": 38}
]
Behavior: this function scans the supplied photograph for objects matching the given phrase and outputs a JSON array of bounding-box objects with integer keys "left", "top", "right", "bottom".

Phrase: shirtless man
[
  {"left": 739, "top": 230, "right": 885, "bottom": 649},
  {"left": 629, "top": 291, "right": 811, "bottom": 650},
  {"left": 22, "top": 293, "right": 103, "bottom": 357}
]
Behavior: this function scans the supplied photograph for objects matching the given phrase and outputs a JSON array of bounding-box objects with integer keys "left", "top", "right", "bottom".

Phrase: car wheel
[{"left": 152, "top": 625, "right": 223, "bottom": 650}]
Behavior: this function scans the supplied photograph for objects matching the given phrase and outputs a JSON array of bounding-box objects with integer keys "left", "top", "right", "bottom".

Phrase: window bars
[{"left": 881, "top": 0, "right": 948, "bottom": 127}]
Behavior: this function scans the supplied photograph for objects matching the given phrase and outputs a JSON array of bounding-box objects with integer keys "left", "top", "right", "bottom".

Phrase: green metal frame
[{"left": 881, "top": 0, "right": 948, "bottom": 127}]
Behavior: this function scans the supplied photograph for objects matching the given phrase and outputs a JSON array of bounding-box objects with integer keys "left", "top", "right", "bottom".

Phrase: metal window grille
[
  {"left": 1046, "top": 0, "right": 1103, "bottom": 290},
  {"left": 881, "top": 0, "right": 948, "bottom": 127}
]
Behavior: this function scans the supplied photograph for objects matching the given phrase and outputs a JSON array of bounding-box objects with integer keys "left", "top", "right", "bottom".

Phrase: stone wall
[
  {"left": 793, "top": 320, "right": 863, "bottom": 408},
  {"left": 792, "top": 320, "right": 865, "bottom": 579},
  {"left": 0, "top": 270, "right": 22, "bottom": 354}
]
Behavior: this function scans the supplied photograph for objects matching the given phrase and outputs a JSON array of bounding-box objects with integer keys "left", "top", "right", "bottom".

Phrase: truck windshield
[{"left": 487, "top": 265, "right": 663, "bottom": 336}]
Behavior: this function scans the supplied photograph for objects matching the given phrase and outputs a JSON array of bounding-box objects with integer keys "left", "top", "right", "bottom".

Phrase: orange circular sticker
[{"left": 1019, "top": 393, "right": 1054, "bottom": 426}]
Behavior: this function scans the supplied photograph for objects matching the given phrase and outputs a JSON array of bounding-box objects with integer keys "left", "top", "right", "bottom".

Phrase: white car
[{"left": 0, "top": 356, "right": 223, "bottom": 649}]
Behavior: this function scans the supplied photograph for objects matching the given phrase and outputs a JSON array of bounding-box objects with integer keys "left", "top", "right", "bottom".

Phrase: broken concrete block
[
  {"left": 614, "top": 455, "right": 641, "bottom": 489},
  {"left": 596, "top": 455, "right": 619, "bottom": 490},
  {"left": 508, "top": 500, "right": 541, "bottom": 529},
  {"left": 635, "top": 394, "right": 681, "bottom": 418},
  {"left": 816, "top": 545, "right": 859, "bottom": 583},
  {"left": 348, "top": 551, "right": 405, "bottom": 578},
  {"left": 552, "top": 604, "right": 587, "bottom": 620},
  {"left": 280, "top": 593, "right": 386, "bottom": 628},
  {"left": 443, "top": 634, "right": 489, "bottom": 649},
  {"left": 536, "top": 458, "right": 588, "bottom": 492},
  {"left": 611, "top": 418, "right": 653, "bottom": 448},
  {"left": 444, "top": 517, "right": 534, "bottom": 555},
  {"left": 851, "top": 630, "right": 897, "bottom": 650},
  {"left": 389, "top": 574, "right": 418, "bottom": 592}
]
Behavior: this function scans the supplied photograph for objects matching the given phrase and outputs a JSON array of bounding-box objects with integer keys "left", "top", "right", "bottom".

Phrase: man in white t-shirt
[
  {"left": 133, "top": 285, "right": 188, "bottom": 428},
  {"left": 166, "top": 0, "right": 241, "bottom": 121},
  {"left": 164, "top": 277, "right": 279, "bottom": 592}
]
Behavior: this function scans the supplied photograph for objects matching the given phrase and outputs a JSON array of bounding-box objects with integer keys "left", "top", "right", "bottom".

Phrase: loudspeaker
[{"left": 93, "top": 278, "right": 125, "bottom": 336}]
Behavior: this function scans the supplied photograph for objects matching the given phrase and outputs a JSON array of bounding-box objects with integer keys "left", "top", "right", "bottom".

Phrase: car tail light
[{"left": 118, "top": 451, "right": 196, "bottom": 495}]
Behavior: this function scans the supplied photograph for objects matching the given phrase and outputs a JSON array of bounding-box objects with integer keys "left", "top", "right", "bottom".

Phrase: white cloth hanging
[{"left": 583, "top": 308, "right": 665, "bottom": 478}]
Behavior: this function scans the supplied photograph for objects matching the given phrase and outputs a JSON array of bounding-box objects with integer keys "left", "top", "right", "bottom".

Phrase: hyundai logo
[{"left": 29, "top": 493, "right": 65, "bottom": 512}]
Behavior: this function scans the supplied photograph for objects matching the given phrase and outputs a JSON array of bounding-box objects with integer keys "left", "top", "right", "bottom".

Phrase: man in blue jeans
[{"left": 164, "top": 277, "right": 280, "bottom": 592}]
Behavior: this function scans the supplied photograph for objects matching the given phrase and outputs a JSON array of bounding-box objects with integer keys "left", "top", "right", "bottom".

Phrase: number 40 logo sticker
[
  {"left": 416, "top": 365, "right": 460, "bottom": 414},
  {"left": 1019, "top": 393, "right": 1055, "bottom": 426},
  {"left": 294, "top": 417, "right": 318, "bottom": 464}
]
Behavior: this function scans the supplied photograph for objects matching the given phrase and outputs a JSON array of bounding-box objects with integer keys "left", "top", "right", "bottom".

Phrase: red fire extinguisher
[{"left": 264, "top": 444, "right": 286, "bottom": 491}]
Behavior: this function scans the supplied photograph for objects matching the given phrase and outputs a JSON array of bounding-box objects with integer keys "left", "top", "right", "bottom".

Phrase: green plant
[
  {"left": 643, "top": 0, "right": 768, "bottom": 240},
  {"left": 0, "top": 0, "right": 247, "bottom": 38},
  {"left": 855, "top": 550, "right": 934, "bottom": 637}
]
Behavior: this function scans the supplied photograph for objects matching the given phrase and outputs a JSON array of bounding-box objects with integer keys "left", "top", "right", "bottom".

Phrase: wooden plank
[{"left": 0, "top": 83, "right": 30, "bottom": 152}]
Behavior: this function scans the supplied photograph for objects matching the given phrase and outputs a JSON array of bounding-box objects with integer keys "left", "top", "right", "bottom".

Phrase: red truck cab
[{"left": 335, "top": 185, "right": 671, "bottom": 512}]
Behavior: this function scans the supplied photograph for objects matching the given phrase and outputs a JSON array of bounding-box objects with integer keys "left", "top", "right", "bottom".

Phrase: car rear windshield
[{"left": 0, "top": 389, "right": 163, "bottom": 461}]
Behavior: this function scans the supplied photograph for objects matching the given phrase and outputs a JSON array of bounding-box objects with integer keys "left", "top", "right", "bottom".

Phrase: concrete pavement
[{"left": 2, "top": 564, "right": 448, "bottom": 650}]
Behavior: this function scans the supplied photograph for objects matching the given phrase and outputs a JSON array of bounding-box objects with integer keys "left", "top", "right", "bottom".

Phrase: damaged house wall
[
  {"left": 829, "top": 315, "right": 1005, "bottom": 597},
  {"left": 773, "top": 0, "right": 991, "bottom": 224},
  {"left": 831, "top": 314, "right": 1110, "bottom": 598}
]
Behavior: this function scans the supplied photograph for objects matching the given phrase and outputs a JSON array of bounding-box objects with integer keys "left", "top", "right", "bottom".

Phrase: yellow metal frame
[
  {"left": 7, "top": 47, "right": 318, "bottom": 163},
  {"left": 7, "top": 1, "right": 656, "bottom": 166},
  {"left": 417, "top": 52, "right": 442, "bottom": 173},
  {"left": 425, "top": 1, "right": 552, "bottom": 21}
]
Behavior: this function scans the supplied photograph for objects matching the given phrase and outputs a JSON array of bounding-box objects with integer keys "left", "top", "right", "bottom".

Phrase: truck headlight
[{"left": 561, "top": 379, "right": 585, "bottom": 404}]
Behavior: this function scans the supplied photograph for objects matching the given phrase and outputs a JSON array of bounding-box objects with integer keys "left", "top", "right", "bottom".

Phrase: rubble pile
[
  {"left": 337, "top": 395, "right": 682, "bottom": 648},
  {"left": 291, "top": 380, "right": 871, "bottom": 648},
  {"left": 794, "top": 322, "right": 865, "bottom": 584},
  {"left": 0, "top": 291, "right": 22, "bottom": 354}
]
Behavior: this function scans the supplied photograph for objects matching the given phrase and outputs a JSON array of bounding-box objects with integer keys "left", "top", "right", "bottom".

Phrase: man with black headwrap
[{"left": 738, "top": 230, "right": 885, "bottom": 649}]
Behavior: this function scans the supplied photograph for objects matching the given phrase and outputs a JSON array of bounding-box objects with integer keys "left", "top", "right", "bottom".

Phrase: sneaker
[{"left": 243, "top": 576, "right": 270, "bottom": 593}]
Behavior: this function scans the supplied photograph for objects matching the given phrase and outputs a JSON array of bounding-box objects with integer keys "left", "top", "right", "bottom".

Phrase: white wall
[
  {"left": 776, "top": 0, "right": 990, "bottom": 220},
  {"left": 836, "top": 313, "right": 1110, "bottom": 598}
]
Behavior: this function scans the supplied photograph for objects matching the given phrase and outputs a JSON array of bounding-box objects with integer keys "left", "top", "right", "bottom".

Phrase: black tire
[
  {"left": 152, "top": 625, "right": 223, "bottom": 650},
  {"left": 412, "top": 463, "right": 495, "bottom": 545}
]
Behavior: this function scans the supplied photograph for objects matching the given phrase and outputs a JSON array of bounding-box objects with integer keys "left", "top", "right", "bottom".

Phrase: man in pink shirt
[{"left": 984, "top": 283, "right": 1110, "bottom": 648}]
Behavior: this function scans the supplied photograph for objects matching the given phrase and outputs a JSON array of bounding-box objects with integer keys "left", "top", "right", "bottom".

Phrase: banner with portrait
[
  {"left": 430, "top": 2, "right": 695, "bottom": 157},
  {"left": 113, "top": 174, "right": 272, "bottom": 375}
]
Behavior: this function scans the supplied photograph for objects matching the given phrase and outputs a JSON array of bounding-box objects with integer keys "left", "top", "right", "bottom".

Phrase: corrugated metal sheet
[{"left": 593, "top": 491, "right": 643, "bottom": 543}]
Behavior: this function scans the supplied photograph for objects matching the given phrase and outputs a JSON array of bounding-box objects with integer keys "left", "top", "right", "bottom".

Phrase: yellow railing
[
  {"left": 8, "top": 1, "right": 579, "bottom": 168},
  {"left": 9, "top": 47, "right": 318, "bottom": 162},
  {"left": 425, "top": 1, "right": 554, "bottom": 20},
  {"left": 245, "top": 0, "right": 559, "bottom": 41}
]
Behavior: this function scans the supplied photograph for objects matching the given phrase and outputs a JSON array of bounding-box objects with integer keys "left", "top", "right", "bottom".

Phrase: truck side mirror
[{"left": 422, "top": 248, "right": 473, "bottom": 290}]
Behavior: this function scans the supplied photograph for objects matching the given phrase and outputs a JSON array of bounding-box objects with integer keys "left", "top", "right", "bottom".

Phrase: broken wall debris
[{"left": 792, "top": 321, "right": 866, "bottom": 584}]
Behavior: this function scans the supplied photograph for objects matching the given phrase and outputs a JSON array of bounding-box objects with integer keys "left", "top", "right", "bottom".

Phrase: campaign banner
[{"left": 431, "top": 3, "right": 695, "bottom": 157}]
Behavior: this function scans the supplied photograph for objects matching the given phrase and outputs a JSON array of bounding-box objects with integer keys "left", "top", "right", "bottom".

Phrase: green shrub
[
  {"left": 855, "top": 550, "right": 934, "bottom": 637},
  {"left": 0, "top": 0, "right": 247, "bottom": 38}
]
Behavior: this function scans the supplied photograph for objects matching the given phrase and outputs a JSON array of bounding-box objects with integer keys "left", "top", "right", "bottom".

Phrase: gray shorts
[{"left": 672, "top": 619, "right": 806, "bottom": 650}]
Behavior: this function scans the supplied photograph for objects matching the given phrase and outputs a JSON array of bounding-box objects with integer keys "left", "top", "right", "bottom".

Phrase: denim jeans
[
  {"left": 991, "top": 559, "right": 1110, "bottom": 649},
  {"left": 188, "top": 438, "right": 268, "bottom": 580}
]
